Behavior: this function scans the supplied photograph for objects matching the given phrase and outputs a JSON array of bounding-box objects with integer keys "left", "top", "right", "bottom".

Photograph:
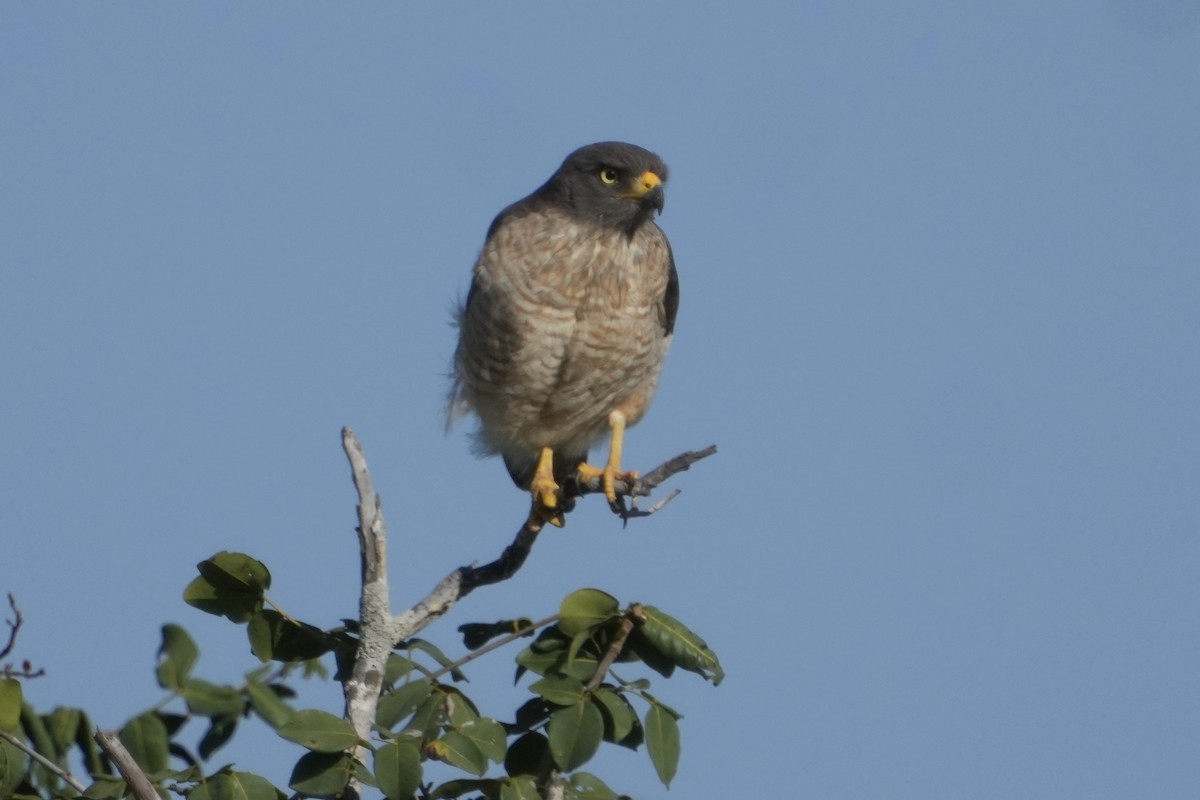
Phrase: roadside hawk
[{"left": 447, "top": 141, "right": 679, "bottom": 524}]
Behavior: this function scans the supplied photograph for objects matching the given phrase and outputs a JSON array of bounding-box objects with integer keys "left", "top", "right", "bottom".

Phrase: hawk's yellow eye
[{"left": 599, "top": 168, "right": 619, "bottom": 185}]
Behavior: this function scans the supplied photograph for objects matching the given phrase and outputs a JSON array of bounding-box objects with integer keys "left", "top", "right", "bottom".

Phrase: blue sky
[{"left": 2, "top": 3, "right": 1198, "bottom": 798}]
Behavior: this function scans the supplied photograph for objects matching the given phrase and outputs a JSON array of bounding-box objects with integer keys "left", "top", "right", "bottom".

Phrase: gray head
[{"left": 534, "top": 141, "right": 668, "bottom": 231}]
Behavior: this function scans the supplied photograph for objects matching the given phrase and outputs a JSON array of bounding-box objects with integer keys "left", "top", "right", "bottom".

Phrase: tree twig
[
  {"left": 0, "top": 729, "right": 88, "bottom": 794},
  {"left": 1, "top": 594, "right": 44, "bottom": 679},
  {"left": 424, "top": 615, "right": 557, "bottom": 683},
  {"left": 585, "top": 611, "right": 638, "bottom": 692},
  {"left": 458, "top": 517, "right": 544, "bottom": 596},
  {"left": 1, "top": 594, "right": 21, "bottom": 660},
  {"left": 94, "top": 730, "right": 159, "bottom": 800}
]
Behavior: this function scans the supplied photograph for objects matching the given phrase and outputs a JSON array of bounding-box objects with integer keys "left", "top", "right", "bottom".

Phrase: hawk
[{"left": 448, "top": 141, "right": 679, "bottom": 525}]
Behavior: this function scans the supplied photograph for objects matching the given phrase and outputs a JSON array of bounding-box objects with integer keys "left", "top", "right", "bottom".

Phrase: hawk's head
[{"left": 538, "top": 141, "right": 668, "bottom": 231}]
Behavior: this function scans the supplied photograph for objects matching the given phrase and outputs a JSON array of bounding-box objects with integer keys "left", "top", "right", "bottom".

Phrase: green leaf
[
  {"left": 198, "top": 715, "right": 238, "bottom": 760},
  {"left": 21, "top": 701, "right": 57, "bottom": 761},
  {"left": 377, "top": 679, "right": 434, "bottom": 730},
  {"left": 528, "top": 675, "right": 586, "bottom": 706},
  {"left": 514, "top": 627, "right": 573, "bottom": 681},
  {"left": 160, "top": 710, "right": 189, "bottom": 736},
  {"left": 511, "top": 698, "right": 554, "bottom": 733},
  {"left": 591, "top": 689, "right": 636, "bottom": 744},
  {"left": 245, "top": 682, "right": 294, "bottom": 729},
  {"left": 0, "top": 680, "right": 21, "bottom": 731},
  {"left": 442, "top": 687, "right": 480, "bottom": 728},
  {"left": 183, "top": 575, "right": 262, "bottom": 624},
  {"left": 288, "top": 751, "right": 353, "bottom": 798},
  {"left": 247, "top": 610, "right": 333, "bottom": 663},
  {"left": 637, "top": 605, "right": 724, "bottom": 684},
  {"left": 383, "top": 653, "right": 423, "bottom": 686},
  {"left": 644, "top": 703, "right": 681, "bottom": 787},
  {"left": 501, "top": 775, "right": 542, "bottom": 800},
  {"left": 458, "top": 717, "right": 507, "bottom": 763},
  {"left": 374, "top": 739, "right": 422, "bottom": 800},
  {"left": 183, "top": 679, "right": 245, "bottom": 717},
  {"left": 276, "top": 709, "right": 360, "bottom": 752},
  {"left": 626, "top": 627, "right": 675, "bottom": 679},
  {"left": 401, "top": 694, "right": 445, "bottom": 742},
  {"left": 558, "top": 589, "right": 620, "bottom": 637},
  {"left": 120, "top": 712, "right": 170, "bottom": 774},
  {"left": 184, "top": 553, "right": 271, "bottom": 623},
  {"left": 503, "top": 731, "right": 548, "bottom": 778},
  {"left": 429, "top": 778, "right": 498, "bottom": 799},
  {"left": 561, "top": 653, "right": 602, "bottom": 683},
  {"left": 566, "top": 771, "right": 619, "bottom": 800},
  {"left": 164, "top": 764, "right": 203, "bottom": 784},
  {"left": 155, "top": 624, "right": 199, "bottom": 690},
  {"left": 565, "top": 629, "right": 594, "bottom": 673},
  {"left": 547, "top": 700, "right": 603, "bottom": 772},
  {"left": 406, "top": 639, "right": 466, "bottom": 682},
  {"left": 427, "top": 731, "right": 487, "bottom": 776},
  {"left": 199, "top": 551, "right": 272, "bottom": 593},
  {"left": 45, "top": 706, "right": 82, "bottom": 754},
  {"left": 614, "top": 712, "right": 644, "bottom": 752},
  {"left": 0, "top": 737, "right": 26, "bottom": 796},
  {"left": 197, "top": 770, "right": 281, "bottom": 800},
  {"left": 74, "top": 710, "right": 104, "bottom": 775},
  {"left": 82, "top": 775, "right": 128, "bottom": 799},
  {"left": 515, "top": 646, "right": 561, "bottom": 679}
]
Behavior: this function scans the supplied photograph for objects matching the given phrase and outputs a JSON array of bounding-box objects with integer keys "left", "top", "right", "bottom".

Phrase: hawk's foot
[
  {"left": 529, "top": 446, "right": 565, "bottom": 528},
  {"left": 577, "top": 462, "right": 640, "bottom": 507}
]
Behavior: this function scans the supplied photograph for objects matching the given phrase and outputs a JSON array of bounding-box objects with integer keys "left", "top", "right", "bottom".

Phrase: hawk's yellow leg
[
  {"left": 578, "top": 410, "right": 640, "bottom": 505},
  {"left": 529, "top": 446, "right": 564, "bottom": 527}
]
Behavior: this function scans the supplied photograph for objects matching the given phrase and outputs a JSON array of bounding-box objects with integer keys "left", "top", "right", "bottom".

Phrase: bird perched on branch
[{"left": 448, "top": 141, "right": 679, "bottom": 526}]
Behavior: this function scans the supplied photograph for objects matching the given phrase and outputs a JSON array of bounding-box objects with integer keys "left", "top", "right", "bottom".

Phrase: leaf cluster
[{"left": 3, "top": 553, "right": 722, "bottom": 799}]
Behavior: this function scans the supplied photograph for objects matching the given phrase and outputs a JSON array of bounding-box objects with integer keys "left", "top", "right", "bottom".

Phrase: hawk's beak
[{"left": 625, "top": 170, "right": 665, "bottom": 214}]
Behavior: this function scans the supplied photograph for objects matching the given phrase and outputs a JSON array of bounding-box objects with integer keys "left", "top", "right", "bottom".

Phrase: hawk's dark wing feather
[{"left": 662, "top": 242, "right": 680, "bottom": 337}]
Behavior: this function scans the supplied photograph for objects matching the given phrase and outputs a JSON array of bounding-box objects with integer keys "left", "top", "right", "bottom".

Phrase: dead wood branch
[{"left": 94, "top": 731, "right": 159, "bottom": 800}]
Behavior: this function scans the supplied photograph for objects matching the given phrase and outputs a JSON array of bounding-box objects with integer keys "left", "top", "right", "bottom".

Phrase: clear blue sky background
[{"left": 3, "top": 3, "right": 1198, "bottom": 798}]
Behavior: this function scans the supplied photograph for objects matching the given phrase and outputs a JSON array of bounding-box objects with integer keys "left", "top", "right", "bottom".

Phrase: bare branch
[
  {"left": 546, "top": 770, "right": 565, "bottom": 800},
  {"left": 623, "top": 488, "right": 682, "bottom": 520},
  {"left": 391, "top": 568, "right": 464, "bottom": 641},
  {"left": 1, "top": 594, "right": 21, "bottom": 660},
  {"left": 568, "top": 444, "right": 718, "bottom": 500},
  {"left": 341, "top": 427, "right": 396, "bottom": 797},
  {"left": 424, "top": 615, "right": 556, "bottom": 683},
  {"left": 2, "top": 594, "right": 45, "bottom": 679},
  {"left": 585, "top": 612, "right": 637, "bottom": 692},
  {"left": 382, "top": 443, "right": 718, "bottom": 634},
  {"left": 458, "top": 517, "right": 544, "bottom": 596},
  {"left": 0, "top": 729, "right": 88, "bottom": 794},
  {"left": 94, "top": 730, "right": 159, "bottom": 800}
]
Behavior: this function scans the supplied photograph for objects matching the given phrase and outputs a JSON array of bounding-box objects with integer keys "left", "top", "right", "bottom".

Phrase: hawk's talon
[
  {"left": 527, "top": 445, "right": 564, "bottom": 524},
  {"left": 529, "top": 476, "right": 564, "bottom": 527},
  {"left": 530, "top": 477, "right": 559, "bottom": 510}
]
